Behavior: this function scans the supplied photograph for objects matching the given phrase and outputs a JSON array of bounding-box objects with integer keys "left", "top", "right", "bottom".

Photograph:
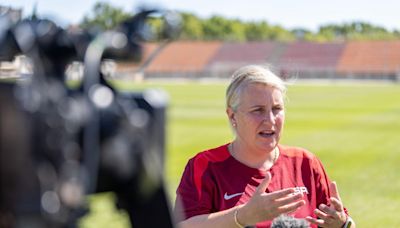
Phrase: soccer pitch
[{"left": 80, "top": 81, "right": 400, "bottom": 227}]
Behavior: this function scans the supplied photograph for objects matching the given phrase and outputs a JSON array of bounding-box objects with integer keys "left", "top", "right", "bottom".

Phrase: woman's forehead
[
  {"left": 239, "top": 83, "right": 284, "bottom": 104},
  {"left": 241, "top": 83, "right": 282, "bottom": 96}
]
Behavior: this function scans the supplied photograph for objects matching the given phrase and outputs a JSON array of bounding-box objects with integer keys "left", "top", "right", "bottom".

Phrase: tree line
[{"left": 80, "top": 2, "right": 400, "bottom": 42}]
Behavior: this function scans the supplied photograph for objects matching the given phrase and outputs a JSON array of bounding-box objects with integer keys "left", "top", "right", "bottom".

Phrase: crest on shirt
[{"left": 294, "top": 186, "right": 309, "bottom": 195}]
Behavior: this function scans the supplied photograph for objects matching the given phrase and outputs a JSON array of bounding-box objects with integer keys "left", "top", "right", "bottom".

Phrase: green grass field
[{"left": 80, "top": 81, "right": 400, "bottom": 227}]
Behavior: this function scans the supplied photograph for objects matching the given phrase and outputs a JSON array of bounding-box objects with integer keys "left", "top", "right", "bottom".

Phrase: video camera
[{"left": 0, "top": 8, "right": 179, "bottom": 228}]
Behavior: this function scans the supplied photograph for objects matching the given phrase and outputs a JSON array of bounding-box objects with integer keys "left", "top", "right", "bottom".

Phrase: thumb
[{"left": 255, "top": 172, "right": 271, "bottom": 194}]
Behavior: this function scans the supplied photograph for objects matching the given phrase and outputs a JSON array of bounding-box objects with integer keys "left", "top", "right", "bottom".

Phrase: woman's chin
[{"left": 256, "top": 142, "right": 277, "bottom": 152}]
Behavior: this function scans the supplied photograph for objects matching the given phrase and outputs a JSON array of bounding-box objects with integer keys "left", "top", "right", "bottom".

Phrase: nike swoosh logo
[{"left": 224, "top": 192, "right": 243, "bottom": 200}]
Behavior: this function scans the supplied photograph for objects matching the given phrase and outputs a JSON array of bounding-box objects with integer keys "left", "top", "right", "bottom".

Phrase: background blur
[{"left": 1, "top": 1, "right": 400, "bottom": 227}]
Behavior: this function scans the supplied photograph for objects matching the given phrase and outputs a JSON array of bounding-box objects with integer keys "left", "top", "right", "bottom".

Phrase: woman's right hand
[{"left": 236, "top": 172, "right": 306, "bottom": 226}]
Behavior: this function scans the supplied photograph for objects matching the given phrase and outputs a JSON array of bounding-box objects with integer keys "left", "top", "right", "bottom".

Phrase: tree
[
  {"left": 202, "top": 15, "right": 230, "bottom": 40},
  {"left": 80, "top": 2, "right": 131, "bottom": 30},
  {"left": 268, "top": 25, "right": 295, "bottom": 41},
  {"left": 179, "top": 12, "right": 204, "bottom": 40},
  {"left": 245, "top": 21, "right": 271, "bottom": 41},
  {"left": 79, "top": 3, "right": 400, "bottom": 42},
  {"left": 317, "top": 22, "right": 398, "bottom": 40}
]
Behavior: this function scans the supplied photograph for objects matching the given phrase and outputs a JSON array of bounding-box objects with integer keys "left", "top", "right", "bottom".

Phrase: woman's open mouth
[{"left": 259, "top": 130, "right": 275, "bottom": 137}]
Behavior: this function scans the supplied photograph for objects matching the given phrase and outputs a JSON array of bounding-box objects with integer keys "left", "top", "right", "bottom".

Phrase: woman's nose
[{"left": 263, "top": 111, "right": 275, "bottom": 124}]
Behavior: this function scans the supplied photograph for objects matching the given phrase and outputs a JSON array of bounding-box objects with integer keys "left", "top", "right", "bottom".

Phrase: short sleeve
[
  {"left": 312, "top": 157, "right": 331, "bottom": 206},
  {"left": 174, "top": 157, "right": 214, "bottom": 221}
]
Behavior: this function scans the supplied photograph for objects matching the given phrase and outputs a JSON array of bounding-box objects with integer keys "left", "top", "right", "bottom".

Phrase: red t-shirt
[{"left": 175, "top": 143, "right": 341, "bottom": 228}]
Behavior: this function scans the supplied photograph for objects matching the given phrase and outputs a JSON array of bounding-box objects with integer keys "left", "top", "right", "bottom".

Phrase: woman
[{"left": 174, "top": 65, "right": 355, "bottom": 228}]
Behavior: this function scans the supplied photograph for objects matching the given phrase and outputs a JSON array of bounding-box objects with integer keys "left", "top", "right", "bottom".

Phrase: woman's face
[{"left": 228, "top": 83, "right": 285, "bottom": 153}]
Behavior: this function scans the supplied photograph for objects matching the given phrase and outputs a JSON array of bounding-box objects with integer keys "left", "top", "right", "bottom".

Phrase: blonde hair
[{"left": 226, "top": 65, "right": 286, "bottom": 111}]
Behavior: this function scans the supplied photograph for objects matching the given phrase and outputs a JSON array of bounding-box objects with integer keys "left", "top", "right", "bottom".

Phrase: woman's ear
[{"left": 226, "top": 107, "right": 236, "bottom": 127}]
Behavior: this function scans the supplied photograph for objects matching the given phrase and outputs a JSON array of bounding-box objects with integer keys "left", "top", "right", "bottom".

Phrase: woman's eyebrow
[{"left": 249, "top": 104, "right": 265, "bottom": 109}]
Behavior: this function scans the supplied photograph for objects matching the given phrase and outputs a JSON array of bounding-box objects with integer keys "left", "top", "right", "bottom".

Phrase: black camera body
[{"left": 0, "top": 9, "right": 177, "bottom": 228}]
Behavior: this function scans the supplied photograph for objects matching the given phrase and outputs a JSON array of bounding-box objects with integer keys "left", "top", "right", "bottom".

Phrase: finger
[
  {"left": 255, "top": 172, "right": 271, "bottom": 194},
  {"left": 305, "top": 216, "right": 325, "bottom": 227},
  {"left": 330, "top": 181, "right": 342, "bottom": 202},
  {"left": 267, "top": 188, "right": 296, "bottom": 199},
  {"left": 275, "top": 192, "right": 303, "bottom": 206},
  {"left": 319, "top": 204, "right": 340, "bottom": 219},
  {"left": 329, "top": 197, "right": 344, "bottom": 213},
  {"left": 277, "top": 199, "right": 306, "bottom": 214},
  {"left": 313, "top": 208, "right": 330, "bottom": 220}
]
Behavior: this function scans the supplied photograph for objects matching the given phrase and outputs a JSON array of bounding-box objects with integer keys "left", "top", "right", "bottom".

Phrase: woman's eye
[{"left": 251, "top": 108, "right": 263, "bottom": 114}]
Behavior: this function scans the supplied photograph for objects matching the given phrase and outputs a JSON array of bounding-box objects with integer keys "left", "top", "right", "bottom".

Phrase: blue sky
[{"left": 3, "top": 0, "right": 400, "bottom": 31}]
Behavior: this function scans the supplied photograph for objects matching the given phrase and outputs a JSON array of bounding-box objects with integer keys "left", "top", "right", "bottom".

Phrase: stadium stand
[
  {"left": 110, "top": 40, "right": 400, "bottom": 81},
  {"left": 4, "top": 38, "right": 400, "bottom": 82},
  {"left": 206, "top": 41, "right": 277, "bottom": 77},
  {"left": 143, "top": 41, "right": 222, "bottom": 78},
  {"left": 337, "top": 41, "right": 400, "bottom": 80},
  {"left": 114, "top": 43, "right": 159, "bottom": 79},
  {"left": 277, "top": 42, "right": 345, "bottom": 79}
]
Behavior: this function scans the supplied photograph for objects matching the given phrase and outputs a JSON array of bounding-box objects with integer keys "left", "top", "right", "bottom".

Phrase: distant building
[{"left": 0, "top": 5, "right": 25, "bottom": 79}]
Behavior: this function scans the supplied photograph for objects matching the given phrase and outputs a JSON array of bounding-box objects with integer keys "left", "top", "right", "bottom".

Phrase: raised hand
[
  {"left": 237, "top": 172, "right": 306, "bottom": 226},
  {"left": 305, "top": 181, "right": 348, "bottom": 228}
]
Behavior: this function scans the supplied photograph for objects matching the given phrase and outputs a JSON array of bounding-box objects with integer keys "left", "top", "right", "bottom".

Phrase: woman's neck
[{"left": 229, "top": 141, "right": 279, "bottom": 170}]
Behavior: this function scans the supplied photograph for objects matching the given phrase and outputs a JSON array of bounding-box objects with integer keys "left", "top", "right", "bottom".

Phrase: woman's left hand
[{"left": 305, "top": 181, "right": 347, "bottom": 228}]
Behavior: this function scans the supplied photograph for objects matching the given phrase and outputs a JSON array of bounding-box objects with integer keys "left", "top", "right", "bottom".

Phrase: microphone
[{"left": 271, "top": 215, "right": 310, "bottom": 228}]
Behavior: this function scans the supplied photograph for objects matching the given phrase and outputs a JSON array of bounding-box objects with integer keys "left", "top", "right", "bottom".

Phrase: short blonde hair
[{"left": 226, "top": 65, "right": 286, "bottom": 111}]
